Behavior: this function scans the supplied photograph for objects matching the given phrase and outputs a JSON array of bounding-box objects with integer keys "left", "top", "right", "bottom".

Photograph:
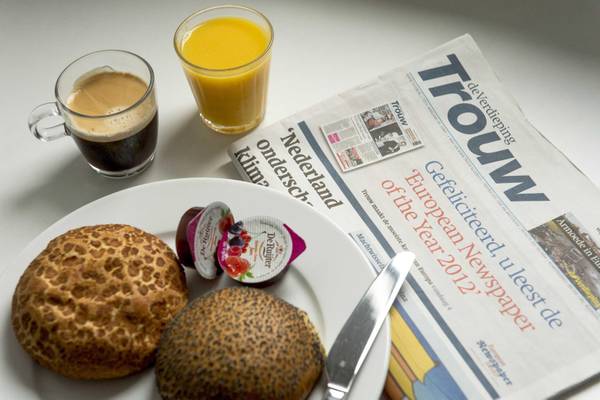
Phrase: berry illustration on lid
[
  {"left": 177, "top": 204, "right": 306, "bottom": 286},
  {"left": 216, "top": 216, "right": 306, "bottom": 287}
]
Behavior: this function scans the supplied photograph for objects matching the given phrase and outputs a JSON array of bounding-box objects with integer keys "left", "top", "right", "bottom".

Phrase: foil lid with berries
[
  {"left": 176, "top": 202, "right": 234, "bottom": 279},
  {"left": 216, "top": 216, "right": 306, "bottom": 286},
  {"left": 176, "top": 204, "right": 306, "bottom": 286}
]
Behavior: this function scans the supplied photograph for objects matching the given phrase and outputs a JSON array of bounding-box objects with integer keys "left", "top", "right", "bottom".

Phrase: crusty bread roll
[
  {"left": 156, "top": 287, "right": 325, "bottom": 400},
  {"left": 11, "top": 224, "right": 188, "bottom": 379}
]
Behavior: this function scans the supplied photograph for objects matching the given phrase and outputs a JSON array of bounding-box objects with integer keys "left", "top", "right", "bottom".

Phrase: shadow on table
[
  {"left": 3, "top": 313, "right": 32, "bottom": 390},
  {"left": 214, "top": 160, "right": 240, "bottom": 178},
  {"left": 6, "top": 112, "right": 243, "bottom": 228},
  {"left": 394, "top": 0, "right": 600, "bottom": 58},
  {"left": 6, "top": 155, "right": 143, "bottom": 229},
  {"left": 548, "top": 374, "right": 600, "bottom": 400},
  {"left": 159, "top": 112, "right": 243, "bottom": 178}
]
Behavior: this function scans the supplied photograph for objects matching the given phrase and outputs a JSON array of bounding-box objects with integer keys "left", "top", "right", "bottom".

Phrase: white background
[{"left": 1, "top": 0, "right": 599, "bottom": 397}]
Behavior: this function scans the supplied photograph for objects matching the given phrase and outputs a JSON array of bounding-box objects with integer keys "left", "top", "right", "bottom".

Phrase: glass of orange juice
[{"left": 174, "top": 5, "right": 273, "bottom": 134}]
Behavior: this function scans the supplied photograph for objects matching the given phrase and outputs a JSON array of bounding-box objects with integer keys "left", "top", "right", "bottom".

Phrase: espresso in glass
[
  {"left": 28, "top": 50, "right": 158, "bottom": 178},
  {"left": 66, "top": 70, "right": 157, "bottom": 174}
]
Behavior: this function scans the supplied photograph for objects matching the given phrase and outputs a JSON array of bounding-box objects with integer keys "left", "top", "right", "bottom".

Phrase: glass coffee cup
[{"left": 28, "top": 50, "right": 158, "bottom": 178}]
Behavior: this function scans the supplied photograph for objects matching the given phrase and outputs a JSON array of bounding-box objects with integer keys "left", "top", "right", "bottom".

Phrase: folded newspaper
[{"left": 228, "top": 34, "right": 600, "bottom": 399}]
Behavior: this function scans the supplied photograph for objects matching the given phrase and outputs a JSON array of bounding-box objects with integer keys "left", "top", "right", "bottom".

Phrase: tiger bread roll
[
  {"left": 156, "top": 287, "right": 325, "bottom": 400},
  {"left": 11, "top": 224, "right": 188, "bottom": 379}
]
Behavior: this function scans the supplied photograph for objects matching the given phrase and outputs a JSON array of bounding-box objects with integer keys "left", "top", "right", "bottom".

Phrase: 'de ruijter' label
[{"left": 216, "top": 216, "right": 306, "bottom": 285}]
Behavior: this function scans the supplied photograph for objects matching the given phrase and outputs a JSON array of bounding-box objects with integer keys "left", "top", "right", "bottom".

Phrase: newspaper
[{"left": 228, "top": 34, "right": 600, "bottom": 399}]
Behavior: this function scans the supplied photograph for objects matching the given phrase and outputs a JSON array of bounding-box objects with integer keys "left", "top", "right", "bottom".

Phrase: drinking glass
[
  {"left": 174, "top": 5, "right": 273, "bottom": 134},
  {"left": 28, "top": 50, "right": 158, "bottom": 178}
]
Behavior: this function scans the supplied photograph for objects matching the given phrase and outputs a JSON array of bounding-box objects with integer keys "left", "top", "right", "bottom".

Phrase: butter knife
[{"left": 323, "top": 251, "right": 415, "bottom": 400}]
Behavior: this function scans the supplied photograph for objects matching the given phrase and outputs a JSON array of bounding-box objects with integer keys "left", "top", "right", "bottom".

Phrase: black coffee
[
  {"left": 66, "top": 71, "right": 157, "bottom": 174},
  {"left": 69, "top": 112, "right": 158, "bottom": 172}
]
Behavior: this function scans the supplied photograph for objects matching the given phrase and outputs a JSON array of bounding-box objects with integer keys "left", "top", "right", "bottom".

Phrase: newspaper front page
[{"left": 228, "top": 35, "right": 600, "bottom": 399}]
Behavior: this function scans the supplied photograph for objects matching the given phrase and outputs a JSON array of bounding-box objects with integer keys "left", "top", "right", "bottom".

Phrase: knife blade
[{"left": 323, "top": 251, "right": 415, "bottom": 400}]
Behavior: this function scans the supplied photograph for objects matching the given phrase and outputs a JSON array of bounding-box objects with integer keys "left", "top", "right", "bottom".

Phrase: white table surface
[{"left": 1, "top": 0, "right": 599, "bottom": 398}]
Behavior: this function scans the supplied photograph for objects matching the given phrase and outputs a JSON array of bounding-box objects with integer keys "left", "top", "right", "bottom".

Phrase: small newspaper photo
[
  {"left": 227, "top": 34, "right": 600, "bottom": 400},
  {"left": 530, "top": 213, "right": 600, "bottom": 310},
  {"left": 321, "top": 101, "right": 423, "bottom": 172}
]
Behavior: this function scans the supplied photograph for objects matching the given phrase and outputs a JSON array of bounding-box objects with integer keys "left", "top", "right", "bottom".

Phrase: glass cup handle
[{"left": 28, "top": 102, "right": 68, "bottom": 142}]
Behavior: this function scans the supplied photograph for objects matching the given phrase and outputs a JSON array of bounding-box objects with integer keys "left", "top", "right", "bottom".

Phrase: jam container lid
[
  {"left": 175, "top": 202, "right": 234, "bottom": 279},
  {"left": 216, "top": 215, "right": 306, "bottom": 286}
]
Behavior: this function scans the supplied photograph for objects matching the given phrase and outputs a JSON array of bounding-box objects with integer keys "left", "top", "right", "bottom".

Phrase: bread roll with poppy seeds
[
  {"left": 11, "top": 224, "right": 188, "bottom": 379},
  {"left": 156, "top": 287, "right": 325, "bottom": 400}
]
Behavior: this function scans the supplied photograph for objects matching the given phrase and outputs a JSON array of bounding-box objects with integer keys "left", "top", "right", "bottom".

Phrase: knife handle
[{"left": 323, "top": 386, "right": 346, "bottom": 400}]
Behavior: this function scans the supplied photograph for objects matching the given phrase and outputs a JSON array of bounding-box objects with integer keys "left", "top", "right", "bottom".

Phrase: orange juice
[
  {"left": 182, "top": 17, "right": 268, "bottom": 70},
  {"left": 175, "top": 8, "right": 273, "bottom": 134}
]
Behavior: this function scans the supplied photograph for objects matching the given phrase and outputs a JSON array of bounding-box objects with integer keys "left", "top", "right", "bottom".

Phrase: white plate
[{"left": 0, "top": 178, "right": 389, "bottom": 400}]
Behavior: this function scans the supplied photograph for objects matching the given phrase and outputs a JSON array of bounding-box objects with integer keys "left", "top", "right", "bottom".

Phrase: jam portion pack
[{"left": 176, "top": 202, "right": 306, "bottom": 286}]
